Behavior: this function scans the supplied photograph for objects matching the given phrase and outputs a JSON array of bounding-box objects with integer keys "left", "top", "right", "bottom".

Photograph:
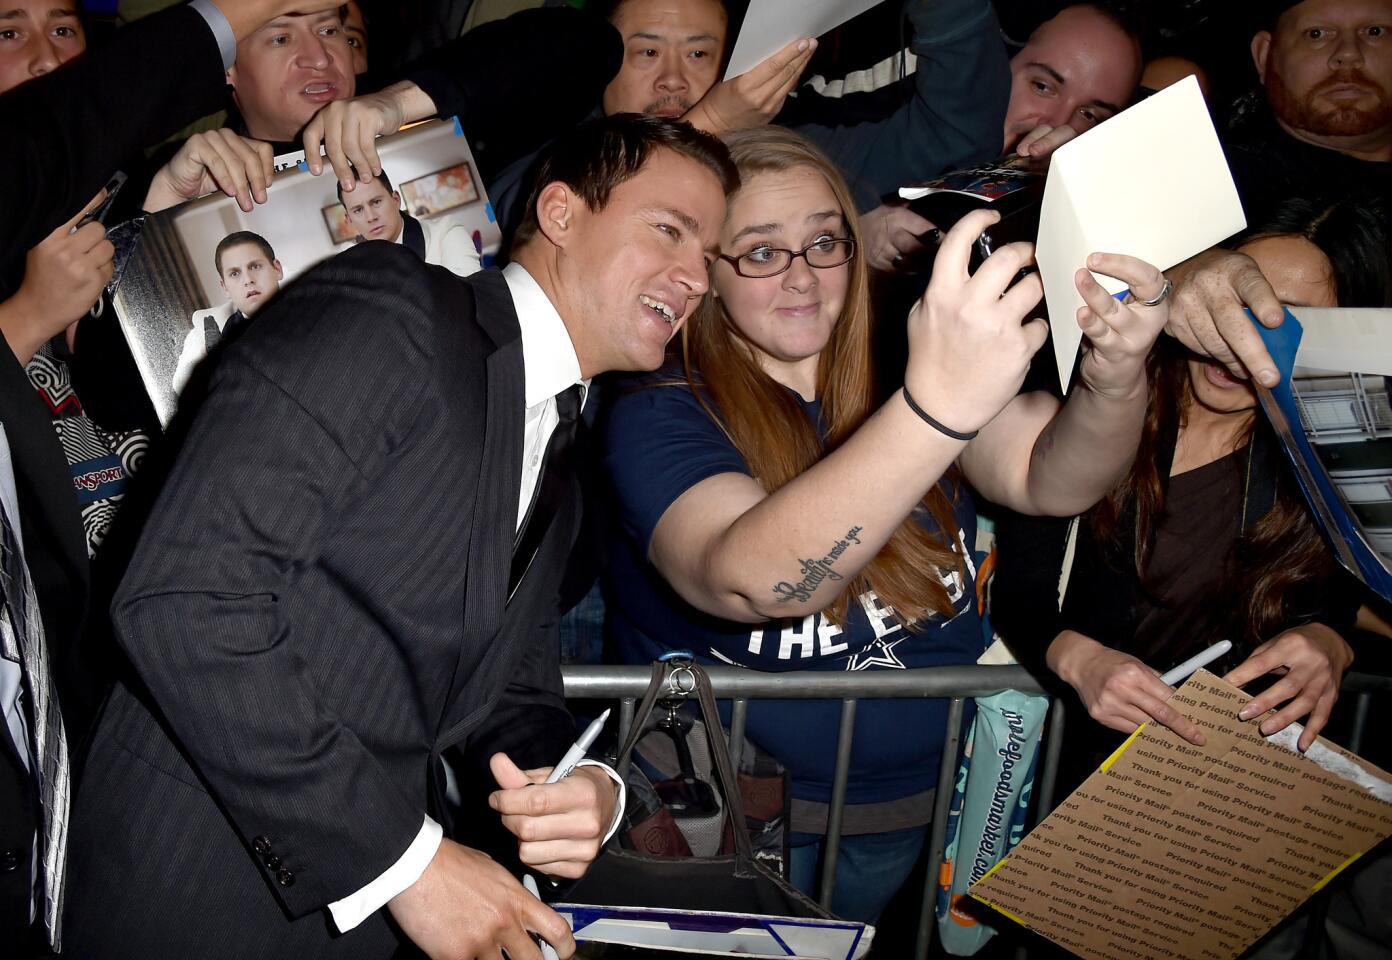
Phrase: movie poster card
[{"left": 112, "top": 119, "right": 500, "bottom": 426}]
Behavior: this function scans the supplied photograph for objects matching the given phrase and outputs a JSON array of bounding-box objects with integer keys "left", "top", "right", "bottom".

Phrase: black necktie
[
  {"left": 0, "top": 503, "right": 68, "bottom": 949},
  {"left": 509, "top": 384, "right": 584, "bottom": 600}
]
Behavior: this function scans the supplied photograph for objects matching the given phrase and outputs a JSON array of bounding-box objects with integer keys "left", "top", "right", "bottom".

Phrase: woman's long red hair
[{"left": 679, "top": 127, "right": 962, "bottom": 627}]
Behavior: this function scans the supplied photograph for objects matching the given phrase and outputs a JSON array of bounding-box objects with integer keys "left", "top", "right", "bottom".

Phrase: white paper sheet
[
  {"left": 1036, "top": 75, "right": 1245, "bottom": 391},
  {"left": 1289, "top": 307, "right": 1392, "bottom": 376},
  {"left": 725, "top": 0, "right": 885, "bottom": 78},
  {"left": 557, "top": 904, "right": 873, "bottom": 960}
]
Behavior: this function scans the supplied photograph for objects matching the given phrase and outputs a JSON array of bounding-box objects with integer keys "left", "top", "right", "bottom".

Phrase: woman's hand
[
  {"left": 903, "top": 209, "right": 1049, "bottom": 435},
  {"left": 1049, "top": 630, "right": 1206, "bottom": 744},
  {"left": 1074, "top": 254, "right": 1171, "bottom": 401},
  {"left": 1224, "top": 623, "right": 1353, "bottom": 751}
]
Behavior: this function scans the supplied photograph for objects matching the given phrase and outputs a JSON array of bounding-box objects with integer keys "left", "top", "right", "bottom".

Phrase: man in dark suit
[
  {"left": 0, "top": 3, "right": 342, "bottom": 952},
  {"left": 63, "top": 114, "right": 735, "bottom": 959}
]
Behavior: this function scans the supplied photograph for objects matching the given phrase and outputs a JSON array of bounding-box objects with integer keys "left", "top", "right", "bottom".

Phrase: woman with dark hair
[
  {"left": 990, "top": 194, "right": 1388, "bottom": 795},
  {"left": 600, "top": 125, "right": 1172, "bottom": 921}
]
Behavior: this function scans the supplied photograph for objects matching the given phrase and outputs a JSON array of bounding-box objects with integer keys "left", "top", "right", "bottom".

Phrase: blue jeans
[
  {"left": 788, "top": 824, "right": 928, "bottom": 924},
  {"left": 559, "top": 582, "right": 606, "bottom": 664}
]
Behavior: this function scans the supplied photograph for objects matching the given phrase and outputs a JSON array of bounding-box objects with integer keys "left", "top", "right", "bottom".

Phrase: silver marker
[
  {"left": 544, "top": 708, "right": 611, "bottom": 784},
  {"left": 1160, "top": 640, "right": 1233, "bottom": 686}
]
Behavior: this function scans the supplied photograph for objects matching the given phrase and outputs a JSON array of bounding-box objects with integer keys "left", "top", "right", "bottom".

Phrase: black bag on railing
[{"left": 555, "top": 658, "right": 837, "bottom": 926}]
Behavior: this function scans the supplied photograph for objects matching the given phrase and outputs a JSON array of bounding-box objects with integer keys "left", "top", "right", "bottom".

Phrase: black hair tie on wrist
[{"left": 901, "top": 385, "right": 979, "bottom": 441}]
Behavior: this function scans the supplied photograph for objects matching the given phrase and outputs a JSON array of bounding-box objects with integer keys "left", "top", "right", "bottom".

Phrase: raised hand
[
  {"left": 1049, "top": 630, "right": 1207, "bottom": 744},
  {"left": 1225, "top": 623, "right": 1353, "bottom": 751},
  {"left": 387, "top": 838, "right": 576, "bottom": 960},
  {"left": 488, "top": 753, "right": 616, "bottom": 880},
  {"left": 903, "top": 209, "right": 1048, "bottom": 436},
  {"left": 0, "top": 190, "right": 114, "bottom": 364},
  {"left": 1166, "top": 248, "right": 1287, "bottom": 388},
  {"left": 302, "top": 81, "right": 437, "bottom": 189},
  {"left": 683, "top": 38, "right": 816, "bottom": 135},
  {"left": 1073, "top": 253, "right": 1171, "bottom": 400},
  {"left": 144, "top": 129, "right": 275, "bottom": 214}
]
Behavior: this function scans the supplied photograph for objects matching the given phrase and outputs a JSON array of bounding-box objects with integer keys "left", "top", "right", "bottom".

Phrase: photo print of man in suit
[
  {"left": 171, "top": 230, "right": 284, "bottom": 397},
  {"left": 62, "top": 113, "right": 736, "bottom": 960},
  {"left": 338, "top": 167, "right": 482, "bottom": 278}
]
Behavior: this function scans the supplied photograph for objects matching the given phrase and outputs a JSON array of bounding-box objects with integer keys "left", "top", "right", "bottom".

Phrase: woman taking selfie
[{"left": 600, "top": 126, "right": 1171, "bottom": 920}]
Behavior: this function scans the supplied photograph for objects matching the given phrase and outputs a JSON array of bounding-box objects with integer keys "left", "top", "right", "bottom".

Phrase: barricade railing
[{"left": 559, "top": 665, "right": 1387, "bottom": 960}]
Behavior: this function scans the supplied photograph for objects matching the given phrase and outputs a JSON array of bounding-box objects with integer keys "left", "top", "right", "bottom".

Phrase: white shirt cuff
[
  {"left": 573, "top": 759, "right": 626, "bottom": 845},
  {"left": 327, "top": 815, "right": 442, "bottom": 933},
  {"left": 188, "top": 0, "right": 237, "bottom": 71}
]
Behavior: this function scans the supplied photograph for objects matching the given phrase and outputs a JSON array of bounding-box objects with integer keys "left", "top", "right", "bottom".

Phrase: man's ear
[
  {"left": 218, "top": 276, "right": 229, "bottom": 296},
  {"left": 535, "top": 181, "right": 575, "bottom": 246},
  {"left": 392, "top": 190, "right": 402, "bottom": 209},
  {"left": 1251, "top": 31, "right": 1272, "bottom": 83},
  {"left": 272, "top": 260, "right": 285, "bottom": 281}
]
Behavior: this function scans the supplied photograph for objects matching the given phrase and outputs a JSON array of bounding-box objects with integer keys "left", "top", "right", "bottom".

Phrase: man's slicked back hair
[
  {"left": 214, "top": 231, "right": 276, "bottom": 275},
  {"left": 512, "top": 113, "right": 739, "bottom": 249}
]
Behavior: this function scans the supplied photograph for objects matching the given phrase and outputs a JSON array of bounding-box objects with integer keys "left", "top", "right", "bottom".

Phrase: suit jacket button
[
  {"left": 265, "top": 856, "right": 282, "bottom": 871},
  {"left": 277, "top": 869, "right": 295, "bottom": 887},
  {"left": 0, "top": 849, "right": 20, "bottom": 872},
  {"left": 253, "top": 836, "right": 272, "bottom": 855}
]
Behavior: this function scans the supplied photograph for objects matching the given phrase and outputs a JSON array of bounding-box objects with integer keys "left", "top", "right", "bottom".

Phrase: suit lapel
[{"left": 454, "top": 271, "right": 524, "bottom": 667}]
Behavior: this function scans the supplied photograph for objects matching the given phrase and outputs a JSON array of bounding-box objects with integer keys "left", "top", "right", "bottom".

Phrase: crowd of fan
[{"left": 1, "top": 0, "right": 1389, "bottom": 957}]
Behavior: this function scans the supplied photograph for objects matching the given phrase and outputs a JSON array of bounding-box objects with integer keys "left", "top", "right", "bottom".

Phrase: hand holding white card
[
  {"left": 725, "top": 0, "right": 884, "bottom": 78},
  {"left": 1037, "top": 76, "right": 1245, "bottom": 391}
]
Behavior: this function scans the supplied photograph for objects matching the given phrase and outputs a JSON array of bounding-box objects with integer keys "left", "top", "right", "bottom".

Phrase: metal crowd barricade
[{"left": 560, "top": 665, "right": 1386, "bottom": 960}]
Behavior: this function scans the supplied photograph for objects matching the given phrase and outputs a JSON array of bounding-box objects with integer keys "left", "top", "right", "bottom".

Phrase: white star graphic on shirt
[{"left": 845, "top": 634, "right": 908, "bottom": 671}]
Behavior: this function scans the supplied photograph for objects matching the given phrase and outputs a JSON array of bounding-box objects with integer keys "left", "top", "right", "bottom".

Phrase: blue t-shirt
[{"left": 601, "top": 377, "right": 985, "bottom": 805}]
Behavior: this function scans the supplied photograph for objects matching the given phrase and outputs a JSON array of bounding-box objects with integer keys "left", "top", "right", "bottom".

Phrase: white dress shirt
[
  {"left": 391, "top": 217, "right": 484, "bottom": 279},
  {"left": 327, "top": 263, "right": 623, "bottom": 931}
]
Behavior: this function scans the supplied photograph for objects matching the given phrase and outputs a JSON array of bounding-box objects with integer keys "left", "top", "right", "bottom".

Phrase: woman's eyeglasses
[{"left": 716, "top": 237, "right": 856, "bottom": 279}]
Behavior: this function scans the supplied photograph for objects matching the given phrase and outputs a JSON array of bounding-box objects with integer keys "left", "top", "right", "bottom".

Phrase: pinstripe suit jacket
[{"left": 64, "top": 245, "right": 581, "bottom": 958}]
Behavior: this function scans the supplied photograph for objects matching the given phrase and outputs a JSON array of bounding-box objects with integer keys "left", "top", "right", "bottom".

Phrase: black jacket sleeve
[
  {"left": 990, "top": 509, "right": 1074, "bottom": 676},
  {"left": 0, "top": 4, "right": 229, "bottom": 267},
  {"left": 404, "top": 7, "right": 623, "bottom": 183}
]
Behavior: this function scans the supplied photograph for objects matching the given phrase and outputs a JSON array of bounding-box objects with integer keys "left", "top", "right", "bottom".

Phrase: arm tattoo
[{"left": 770, "top": 526, "right": 865, "bottom": 604}]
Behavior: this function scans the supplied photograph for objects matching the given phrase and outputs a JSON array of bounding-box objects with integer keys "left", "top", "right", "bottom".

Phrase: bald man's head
[{"left": 1002, "top": 4, "right": 1143, "bottom": 151}]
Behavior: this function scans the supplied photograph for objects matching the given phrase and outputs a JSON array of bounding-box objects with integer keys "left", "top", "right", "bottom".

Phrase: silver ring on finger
[{"left": 1127, "top": 277, "right": 1173, "bottom": 307}]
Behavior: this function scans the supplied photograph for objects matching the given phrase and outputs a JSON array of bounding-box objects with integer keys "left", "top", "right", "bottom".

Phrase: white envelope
[
  {"left": 725, "top": 0, "right": 885, "bottom": 79},
  {"left": 1037, "top": 75, "right": 1246, "bottom": 391},
  {"left": 1290, "top": 307, "right": 1392, "bottom": 377}
]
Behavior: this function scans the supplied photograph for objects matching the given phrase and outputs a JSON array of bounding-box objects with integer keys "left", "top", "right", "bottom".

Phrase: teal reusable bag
[{"left": 934, "top": 678, "right": 1048, "bottom": 954}]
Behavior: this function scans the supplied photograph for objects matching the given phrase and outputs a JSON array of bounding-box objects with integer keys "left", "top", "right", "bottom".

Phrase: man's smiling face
[{"left": 553, "top": 146, "right": 726, "bottom": 376}]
